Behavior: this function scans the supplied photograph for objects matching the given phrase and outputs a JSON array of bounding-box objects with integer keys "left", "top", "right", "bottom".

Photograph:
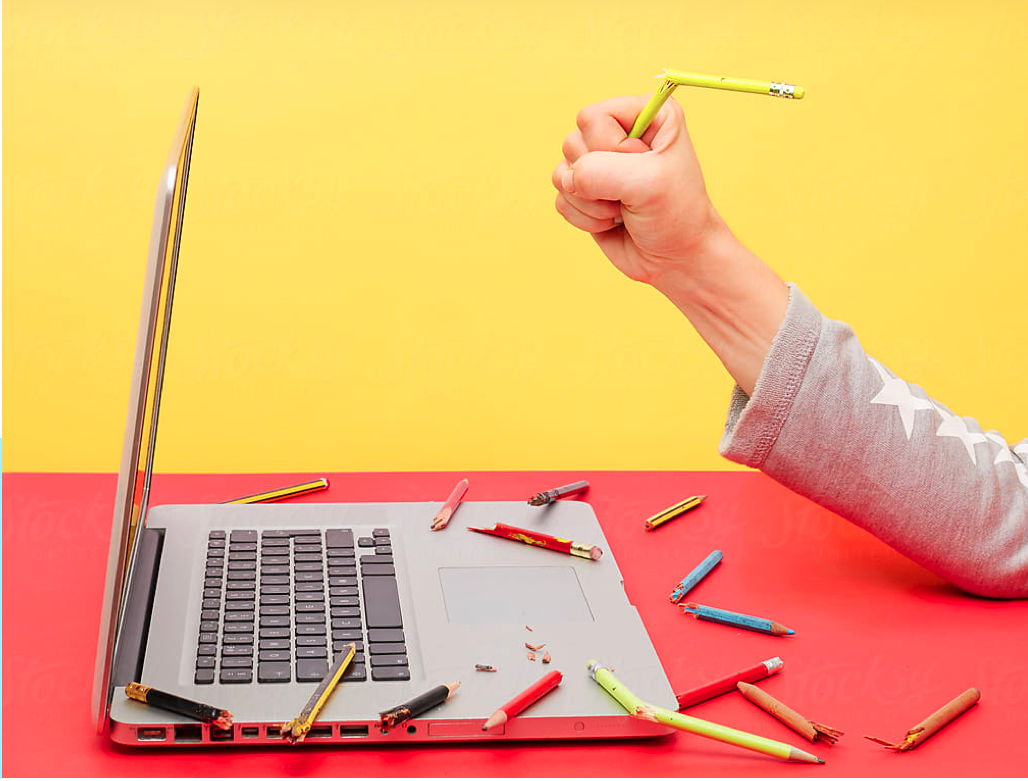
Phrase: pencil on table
[
  {"left": 379, "top": 682, "right": 460, "bottom": 728},
  {"left": 221, "top": 478, "right": 329, "bottom": 504},
  {"left": 279, "top": 644, "right": 356, "bottom": 744},
  {"left": 586, "top": 661, "right": 823, "bottom": 764},
  {"left": 468, "top": 522, "right": 602, "bottom": 560},
  {"left": 675, "top": 657, "right": 783, "bottom": 710},
  {"left": 737, "top": 682, "right": 843, "bottom": 745},
  {"left": 431, "top": 478, "right": 469, "bottom": 531},
  {"left": 644, "top": 495, "right": 706, "bottom": 531},
  {"left": 669, "top": 550, "right": 723, "bottom": 603},
  {"left": 681, "top": 602, "right": 794, "bottom": 636},
  {"left": 528, "top": 480, "right": 589, "bottom": 506},
  {"left": 865, "top": 687, "right": 980, "bottom": 751},
  {"left": 125, "top": 682, "right": 232, "bottom": 729},
  {"left": 482, "top": 670, "right": 563, "bottom": 730}
]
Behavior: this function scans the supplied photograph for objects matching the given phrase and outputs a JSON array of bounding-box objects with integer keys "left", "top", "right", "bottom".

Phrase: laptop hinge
[{"left": 111, "top": 526, "right": 165, "bottom": 688}]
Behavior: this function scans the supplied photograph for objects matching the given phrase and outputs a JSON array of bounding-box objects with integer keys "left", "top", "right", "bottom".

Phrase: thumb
[{"left": 566, "top": 149, "right": 659, "bottom": 207}]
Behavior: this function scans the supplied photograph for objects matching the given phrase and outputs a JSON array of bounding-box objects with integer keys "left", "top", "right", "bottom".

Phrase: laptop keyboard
[{"left": 195, "top": 528, "right": 409, "bottom": 685}]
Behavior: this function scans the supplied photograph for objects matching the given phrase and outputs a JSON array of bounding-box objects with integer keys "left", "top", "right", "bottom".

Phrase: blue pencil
[
  {"left": 681, "top": 602, "right": 795, "bottom": 636},
  {"left": 669, "top": 550, "right": 724, "bottom": 603}
]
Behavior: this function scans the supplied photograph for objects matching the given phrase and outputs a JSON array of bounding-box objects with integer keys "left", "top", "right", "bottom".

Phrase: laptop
[{"left": 92, "top": 87, "right": 676, "bottom": 745}]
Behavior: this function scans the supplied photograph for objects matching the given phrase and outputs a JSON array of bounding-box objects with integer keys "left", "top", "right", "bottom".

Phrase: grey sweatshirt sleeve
[{"left": 719, "top": 284, "right": 1028, "bottom": 598}]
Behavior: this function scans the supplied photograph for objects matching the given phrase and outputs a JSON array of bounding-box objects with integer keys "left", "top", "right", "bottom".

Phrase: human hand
[{"left": 553, "top": 95, "right": 727, "bottom": 289}]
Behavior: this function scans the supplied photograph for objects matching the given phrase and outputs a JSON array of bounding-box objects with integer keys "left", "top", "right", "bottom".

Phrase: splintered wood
[
  {"left": 524, "top": 638, "right": 551, "bottom": 663},
  {"left": 475, "top": 664, "right": 497, "bottom": 672},
  {"left": 865, "top": 687, "right": 980, "bottom": 751},
  {"left": 736, "top": 682, "right": 843, "bottom": 744}
]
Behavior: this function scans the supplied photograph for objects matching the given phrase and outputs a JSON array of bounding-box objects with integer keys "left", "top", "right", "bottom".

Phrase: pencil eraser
[{"left": 793, "top": 86, "right": 806, "bottom": 100}]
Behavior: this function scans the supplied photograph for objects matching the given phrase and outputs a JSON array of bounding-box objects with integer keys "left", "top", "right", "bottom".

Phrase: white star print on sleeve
[{"left": 719, "top": 284, "right": 1028, "bottom": 597}]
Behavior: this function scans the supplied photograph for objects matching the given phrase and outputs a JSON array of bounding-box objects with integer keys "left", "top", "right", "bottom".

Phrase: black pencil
[
  {"left": 379, "top": 682, "right": 460, "bottom": 728},
  {"left": 528, "top": 480, "right": 589, "bottom": 506},
  {"left": 126, "top": 682, "right": 232, "bottom": 729}
]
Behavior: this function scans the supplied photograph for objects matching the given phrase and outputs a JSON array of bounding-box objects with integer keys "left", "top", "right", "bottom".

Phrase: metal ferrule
[
  {"left": 764, "top": 657, "right": 784, "bottom": 673},
  {"left": 125, "top": 682, "right": 150, "bottom": 703},
  {"left": 769, "top": 82, "right": 797, "bottom": 98},
  {"left": 570, "top": 542, "right": 594, "bottom": 559},
  {"left": 586, "top": 660, "right": 608, "bottom": 681}
]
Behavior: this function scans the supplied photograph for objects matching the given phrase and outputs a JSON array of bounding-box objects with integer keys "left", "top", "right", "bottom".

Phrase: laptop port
[
  {"left": 339, "top": 724, "right": 369, "bottom": 738},
  {"left": 307, "top": 725, "right": 334, "bottom": 739},
  {"left": 241, "top": 727, "right": 260, "bottom": 738},
  {"left": 174, "top": 724, "right": 203, "bottom": 743},
  {"left": 211, "top": 726, "right": 234, "bottom": 742},
  {"left": 137, "top": 727, "right": 167, "bottom": 742}
]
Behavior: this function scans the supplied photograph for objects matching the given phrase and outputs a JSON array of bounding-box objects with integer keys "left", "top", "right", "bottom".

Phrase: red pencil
[
  {"left": 483, "top": 670, "right": 564, "bottom": 730},
  {"left": 675, "top": 657, "right": 784, "bottom": 710},
  {"left": 467, "top": 522, "right": 602, "bottom": 560},
  {"left": 431, "top": 478, "right": 469, "bottom": 531}
]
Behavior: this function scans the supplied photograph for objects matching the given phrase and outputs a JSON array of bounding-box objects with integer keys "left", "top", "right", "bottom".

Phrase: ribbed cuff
[{"left": 718, "top": 283, "right": 822, "bottom": 468}]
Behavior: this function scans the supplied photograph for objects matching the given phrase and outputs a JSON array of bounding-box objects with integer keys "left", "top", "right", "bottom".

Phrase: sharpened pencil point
[{"left": 787, "top": 629, "right": 795, "bottom": 635}]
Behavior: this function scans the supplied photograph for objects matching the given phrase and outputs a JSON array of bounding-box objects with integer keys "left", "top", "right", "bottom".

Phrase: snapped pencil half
[
  {"left": 865, "top": 687, "right": 980, "bottom": 751},
  {"left": 737, "top": 682, "right": 843, "bottom": 744}
]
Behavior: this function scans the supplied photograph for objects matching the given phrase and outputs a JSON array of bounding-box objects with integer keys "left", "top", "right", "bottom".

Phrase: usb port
[
  {"left": 241, "top": 727, "right": 260, "bottom": 738},
  {"left": 137, "top": 727, "right": 167, "bottom": 742},
  {"left": 307, "top": 725, "right": 333, "bottom": 739},
  {"left": 339, "top": 725, "right": 369, "bottom": 738}
]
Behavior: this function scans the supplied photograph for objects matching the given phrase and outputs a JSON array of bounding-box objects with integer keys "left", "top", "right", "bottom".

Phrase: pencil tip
[{"left": 817, "top": 758, "right": 825, "bottom": 764}]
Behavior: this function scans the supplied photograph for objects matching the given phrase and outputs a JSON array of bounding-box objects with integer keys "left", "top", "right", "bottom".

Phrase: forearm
[
  {"left": 651, "top": 223, "right": 788, "bottom": 396},
  {"left": 720, "top": 286, "right": 1028, "bottom": 597}
]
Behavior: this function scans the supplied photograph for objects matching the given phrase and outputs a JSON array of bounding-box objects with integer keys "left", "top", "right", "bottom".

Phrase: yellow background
[{"left": 4, "top": 0, "right": 1026, "bottom": 473}]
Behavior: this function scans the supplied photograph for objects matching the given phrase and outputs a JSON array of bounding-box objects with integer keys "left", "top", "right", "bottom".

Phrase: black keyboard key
[
  {"left": 261, "top": 595, "right": 290, "bottom": 606},
  {"left": 222, "top": 645, "right": 254, "bottom": 657},
  {"left": 295, "top": 624, "right": 326, "bottom": 636},
  {"left": 228, "top": 550, "right": 257, "bottom": 561},
  {"left": 332, "top": 617, "right": 362, "bottom": 630},
  {"left": 295, "top": 635, "right": 326, "bottom": 647},
  {"left": 362, "top": 563, "right": 395, "bottom": 577},
  {"left": 226, "top": 600, "right": 255, "bottom": 612},
  {"left": 204, "top": 578, "right": 222, "bottom": 589},
  {"left": 358, "top": 537, "right": 375, "bottom": 547},
  {"left": 227, "top": 571, "right": 257, "bottom": 581},
  {"left": 260, "top": 605, "right": 290, "bottom": 616},
  {"left": 200, "top": 621, "right": 219, "bottom": 632},
  {"left": 372, "top": 528, "right": 390, "bottom": 537},
  {"left": 205, "top": 567, "right": 224, "bottom": 578},
  {"left": 326, "top": 529, "right": 353, "bottom": 548},
  {"left": 262, "top": 575, "right": 290, "bottom": 586},
  {"left": 196, "top": 656, "right": 216, "bottom": 668},
  {"left": 371, "top": 654, "right": 408, "bottom": 667},
  {"left": 199, "top": 632, "right": 218, "bottom": 644},
  {"left": 361, "top": 555, "right": 393, "bottom": 566},
  {"left": 363, "top": 576, "right": 403, "bottom": 628},
  {"left": 368, "top": 629, "right": 404, "bottom": 643},
  {"left": 331, "top": 606, "right": 361, "bottom": 618},
  {"left": 328, "top": 566, "right": 358, "bottom": 577},
  {"left": 225, "top": 611, "right": 255, "bottom": 622},
  {"left": 261, "top": 585, "right": 290, "bottom": 595},
  {"left": 260, "top": 616, "right": 290, "bottom": 628},
  {"left": 260, "top": 555, "right": 289, "bottom": 566},
  {"left": 372, "top": 666, "right": 410, "bottom": 681},
  {"left": 259, "top": 649, "right": 291, "bottom": 662},
  {"left": 295, "top": 562, "right": 324, "bottom": 573},
  {"left": 296, "top": 599, "right": 325, "bottom": 610},
  {"left": 224, "top": 622, "right": 254, "bottom": 634},
  {"left": 221, "top": 656, "right": 253, "bottom": 669},
  {"left": 197, "top": 644, "right": 217, "bottom": 656},
  {"left": 295, "top": 572, "right": 324, "bottom": 583},
  {"left": 261, "top": 530, "right": 290, "bottom": 538},
  {"left": 327, "top": 555, "right": 356, "bottom": 568},
  {"left": 329, "top": 577, "right": 358, "bottom": 588},
  {"left": 260, "top": 627, "right": 290, "bottom": 639},
  {"left": 295, "top": 582, "right": 323, "bottom": 592},
  {"left": 220, "top": 668, "right": 253, "bottom": 683},
  {"left": 203, "top": 588, "right": 222, "bottom": 599},
  {"left": 294, "top": 544, "right": 322, "bottom": 553},
  {"left": 258, "top": 662, "right": 291, "bottom": 683},
  {"left": 260, "top": 565, "right": 290, "bottom": 576},
  {"left": 343, "top": 664, "right": 367, "bottom": 681},
  {"left": 230, "top": 530, "right": 258, "bottom": 543},
  {"left": 260, "top": 638, "right": 291, "bottom": 650},
  {"left": 330, "top": 587, "right": 359, "bottom": 597},
  {"left": 368, "top": 642, "right": 407, "bottom": 655},
  {"left": 294, "top": 535, "right": 321, "bottom": 545},
  {"left": 330, "top": 596, "right": 360, "bottom": 608},
  {"left": 287, "top": 530, "right": 320, "bottom": 538},
  {"left": 294, "top": 553, "right": 323, "bottom": 563},
  {"left": 195, "top": 669, "right": 215, "bottom": 684},
  {"left": 209, "top": 530, "right": 227, "bottom": 539},
  {"left": 261, "top": 537, "right": 290, "bottom": 547},
  {"left": 375, "top": 546, "right": 392, "bottom": 555},
  {"left": 224, "top": 633, "right": 254, "bottom": 645},
  {"left": 226, "top": 580, "right": 256, "bottom": 591},
  {"left": 333, "top": 638, "right": 364, "bottom": 653},
  {"left": 296, "top": 613, "right": 325, "bottom": 624},
  {"left": 333, "top": 629, "right": 363, "bottom": 642},
  {"left": 297, "top": 659, "right": 328, "bottom": 682},
  {"left": 296, "top": 646, "right": 327, "bottom": 659}
]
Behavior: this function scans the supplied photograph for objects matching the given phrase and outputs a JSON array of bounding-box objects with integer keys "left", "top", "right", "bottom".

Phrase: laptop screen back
[{"left": 91, "top": 88, "right": 198, "bottom": 733}]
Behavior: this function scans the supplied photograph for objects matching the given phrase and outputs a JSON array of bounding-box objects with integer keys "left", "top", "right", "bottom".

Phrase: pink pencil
[{"left": 431, "top": 478, "right": 469, "bottom": 531}]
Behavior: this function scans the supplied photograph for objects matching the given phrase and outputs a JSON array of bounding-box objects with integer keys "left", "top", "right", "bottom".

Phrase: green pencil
[
  {"left": 586, "top": 660, "right": 823, "bottom": 764},
  {"left": 628, "top": 69, "right": 805, "bottom": 139}
]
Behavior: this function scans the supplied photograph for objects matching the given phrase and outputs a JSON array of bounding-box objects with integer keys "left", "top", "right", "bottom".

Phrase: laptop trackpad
[{"left": 439, "top": 566, "right": 594, "bottom": 624}]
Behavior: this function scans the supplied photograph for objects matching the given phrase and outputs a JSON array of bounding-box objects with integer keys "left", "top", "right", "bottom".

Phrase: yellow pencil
[
  {"left": 587, "top": 660, "right": 824, "bottom": 764},
  {"left": 629, "top": 69, "right": 805, "bottom": 139},
  {"left": 221, "top": 478, "right": 329, "bottom": 504}
]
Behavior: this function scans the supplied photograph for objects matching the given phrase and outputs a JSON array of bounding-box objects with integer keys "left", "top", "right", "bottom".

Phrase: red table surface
[{"left": 4, "top": 470, "right": 1027, "bottom": 777}]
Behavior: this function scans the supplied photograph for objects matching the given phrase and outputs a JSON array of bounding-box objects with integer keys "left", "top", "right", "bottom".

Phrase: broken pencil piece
[
  {"left": 669, "top": 550, "right": 723, "bottom": 603},
  {"left": 125, "top": 682, "right": 232, "bottom": 729},
  {"left": 279, "top": 644, "right": 356, "bottom": 744},
  {"left": 865, "top": 687, "right": 981, "bottom": 751},
  {"left": 676, "top": 657, "right": 784, "bottom": 710},
  {"left": 542, "top": 651, "right": 552, "bottom": 664},
  {"left": 644, "top": 495, "right": 706, "bottom": 531},
  {"left": 525, "top": 643, "right": 546, "bottom": 651},
  {"left": 681, "top": 602, "right": 794, "bottom": 636},
  {"left": 737, "top": 682, "right": 843, "bottom": 744},
  {"left": 379, "top": 682, "right": 460, "bottom": 729},
  {"left": 475, "top": 664, "right": 497, "bottom": 672},
  {"left": 467, "top": 521, "right": 602, "bottom": 560},
  {"left": 528, "top": 480, "right": 590, "bottom": 506},
  {"left": 431, "top": 478, "right": 469, "bottom": 531}
]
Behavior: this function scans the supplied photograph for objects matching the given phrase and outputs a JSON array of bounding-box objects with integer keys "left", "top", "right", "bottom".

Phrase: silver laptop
[{"left": 92, "top": 87, "right": 675, "bottom": 745}]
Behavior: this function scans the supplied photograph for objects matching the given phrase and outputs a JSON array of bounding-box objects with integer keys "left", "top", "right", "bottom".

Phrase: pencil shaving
[
  {"left": 525, "top": 643, "right": 546, "bottom": 651},
  {"left": 634, "top": 703, "right": 661, "bottom": 724},
  {"left": 542, "top": 651, "right": 551, "bottom": 664},
  {"left": 527, "top": 651, "right": 536, "bottom": 661},
  {"left": 475, "top": 664, "right": 497, "bottom": 672}
]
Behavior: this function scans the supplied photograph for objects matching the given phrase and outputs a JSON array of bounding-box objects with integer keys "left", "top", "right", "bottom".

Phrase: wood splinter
[
  {"left": 542, "top": 651, "right": 552, "bottom": 664},
  {"left": 475, "top": 664, "right": 497, "bottom": 673},
  {"left": 865, "top": 687, "right": 980, "bottom": 752},
  {"left": 525, "top": 642, "right": 546, "bottom": 651},
  {"left": 737, "top": 682, "right": 843, "bottom": 745},
  {"left": 527, "top": 651, "right": 536, "bottom": 661}
]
